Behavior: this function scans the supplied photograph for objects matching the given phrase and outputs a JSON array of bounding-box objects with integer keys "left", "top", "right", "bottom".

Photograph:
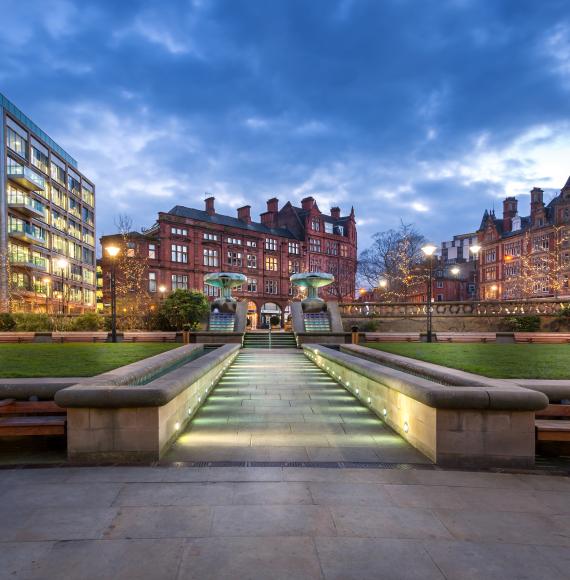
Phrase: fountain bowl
[
  {"left": 204, "top": 272, "right": 247, "bottom": 313},
  {"left": 290, "top": 272, "right": 334, "bottom": 313}
]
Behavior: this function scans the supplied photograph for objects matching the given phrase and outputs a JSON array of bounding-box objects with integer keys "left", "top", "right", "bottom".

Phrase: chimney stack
[
  {"left": 502, "top": 197, "right": 518, "bottom": 233},
  {"left": 237, "top": 205, "right": 251, "bottom": 224},
  {"left": 205, "top": 196, "right": 215, "bottom": 216},
  {"left": 301, "top": 196, "right": 315, "bottom": 210},
  {"left": 330, "top": 207, "right": 341, "bottom": 220},
  {"left": 261, "top": 198, "right": 279, "bottom": 227}
]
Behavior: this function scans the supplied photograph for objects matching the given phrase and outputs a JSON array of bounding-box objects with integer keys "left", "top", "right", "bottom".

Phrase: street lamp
[
  {"left": 42, "top": 277, "right": 50, "bottom": 313},
  {"left": 421, "top": 243, "right": 437, "bottom": 343},
  {"left": 105, "top": 245, "right": 120, "bottom": 343},
  {"left": 450, "top": 266, "right": 460, "bottom": 301},
  {"left": 56, "top": 258, "right": 68, "bottom": 315},
  {"left": 159, "top": 285, "right": 167, "bottom": 301},
  {"left": 469, "top": 244, "right": 481, "bottom": 300}
]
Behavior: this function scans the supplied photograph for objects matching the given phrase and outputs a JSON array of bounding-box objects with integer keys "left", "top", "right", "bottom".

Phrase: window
[
  {"left": 6, "top": 126, "right": 28, "bottom": 159},
  {"left": 68, "top": 220, "right": 81, "bottom": 240},
  {"left": 203, "top": 248, "right": 219, "bottom": 267},
  {"left": 69, "top": 197, "right": 81, "bottom": 218},
  {"left": 171, "top": 244, "right": 188, "bottom": 263},
  {"left": 335, "top": 225, "right": 345, "bottom": 236},
  {"left": 265, "top": 238, "right": 277, "bottom": 251},
  {"left": 533, "top": 234, "right": 550, "bottom": 252},
  {"left": 309, "top": 257, "right": 321, "bottom": 272},
  {"left": 289, "top": 260, "right": 300, "bottom": 273},
  {"left": 340, "top": 244, "right": 348, "bottom": 258},
  {"left": 67, "top": 172, "right": 81, "bottom": 196},
  {"left": 311, "top": 218, "right": 320, "bottom": 231},
  {"left": 30, "top": 140, "right": 49, "bottom": 174},
  {"left": 82, "top": 183, "right": 94, "bottom": 207},
  {"left": 504, "top": 242, "right": 521, "bottom": 257},
  {"left": 172, "top": 227, "right": 188, "bottom": 236},
  {"left": 485, "top": 267, "right": 496, "bottom": 281},
  {"left": 50, "top": 158, "right": 66, "bottom": 185},
  {"left": 324, "top": 222, "right": 334, "bottom": 234},
  {"left": 247, "top": 254, "right": 257, "bottom": 269},
  {"left": 265, "top": 279, "right": 278, "bottom": 294},
  {"left": 265, "top": 256, "right": 278, "bottom": 271},
  {"left": 227, "top": 251, "right": 242, "bottom": 267},
  {"left": 485, "top": 249, "right": 496, "bottom": 263},
  {"left": 309, "top": 238, "right": 321, "bottom": 253},
  {"left": 148, "top": 244, "right": 156, "bottom": 259},
  {"left": 204, "top": 284, "right": 219, "bottom": 296},
  {"left": 246, "top": 240, "right": 257, "bottom": 248},
  {"left": 52, "top": 187, "right": 67, "bottom": 210},
  {"left": 325, "top": 241, "right": 338, "bottom": 255},
  {"left": 171, "top": 274, "right": 188, "bottom": 290},
  {"left": 51, "top": 210, "right": 67, "bottom": 232},
  {"left": 203, "top": 232, "right": 219, "bottom": 241},
  {"left": 436, "top": 281, "right": 444, "bottom": 289},
  {"left": 227, "top": 237, "right": 241, "bottom": 245},
  {"left": 288, "top": 241, "right": 300, "bottom": 254},
  {"left": 437, "top": 294, "right": 444, "bottom": 302},
  {"left": 247, "top": 278, "right": 257, "bottom": 292}
]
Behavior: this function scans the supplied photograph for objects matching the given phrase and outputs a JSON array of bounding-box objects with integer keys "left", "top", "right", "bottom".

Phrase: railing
[{"left": 339, "top": 299, "right": 570, "bottom": 318}]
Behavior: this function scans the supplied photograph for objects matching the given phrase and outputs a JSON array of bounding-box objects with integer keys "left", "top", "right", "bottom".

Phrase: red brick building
[{"left": 100, "top": 196, "right": 357, "bottom": 327}]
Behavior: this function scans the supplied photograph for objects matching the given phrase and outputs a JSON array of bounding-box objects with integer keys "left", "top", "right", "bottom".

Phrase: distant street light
[
  {"left": 105, "top": 245, "right": 120, "bottom": 343},
  {"left": 450, "top": 266, "right": 460, "bottom": 276},
  {"left": 159, "top": 285, "right": 167, "bottom": 301},
  {"left": 42, "top": 277, "right": 50, "bottom": 313},
  {"left": 469, "top": 244, "right": 482, "bottom": 300},
  {"left": 421, "top": 244, "right": 437, "bottom": 343}
]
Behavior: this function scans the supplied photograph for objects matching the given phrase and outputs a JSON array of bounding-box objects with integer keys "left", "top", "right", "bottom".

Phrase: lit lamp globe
[
  {"left": 421, "top": 243, "right": 437, "bottom": 257},
  {"left": 56, "top": 257, "right": 68, "bottom": 271},
  {"left": 105, "top": 245, "right": 120, "bottom": 258},
  {"left": 470, "top": 244, "right": 481, "bottom": 256},
  {"left": 379, "top": 279, "right": 387, "bottom": 288},
  {"left": 450, "top": 266, "right": 460, "bottom": 276}
]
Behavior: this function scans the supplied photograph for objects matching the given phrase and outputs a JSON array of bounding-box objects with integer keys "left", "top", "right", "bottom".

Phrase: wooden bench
[
  {"left": 52, "top": 332, "right": 108, "bottom": 343},
  {"left": 0, "top": 332, "right": 36, "bottom": 343},
  {"left": 436, "top": 333, "right": 496, "bottom": 343},
  {"left": 365, "top": 333, "right": 420, "bottom": 343},
  {"left": 515, "top": 333, "right": 570, "bottom": 344},
  {"left": 123, "top": 332, "right": 177, "bottom": 343},
  {"left": 535, "top": 404, "right": 570, "bottom": 454},
  {"left": 0, "top": 399, "right": 67, "bottom": 437}
]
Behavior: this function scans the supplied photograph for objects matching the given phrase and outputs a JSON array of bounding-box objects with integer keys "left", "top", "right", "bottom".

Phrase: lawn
[
  {"left": 0, "top": 343, "right": 180, "bottom": 378},
  {"left": 364, "top": 342, "right": 570, "bottom": 379}
]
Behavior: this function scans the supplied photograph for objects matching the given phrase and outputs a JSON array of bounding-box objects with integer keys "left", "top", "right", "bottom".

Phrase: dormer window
[{"left": 311, "top": 218, "right": 320, "bottom": 232}]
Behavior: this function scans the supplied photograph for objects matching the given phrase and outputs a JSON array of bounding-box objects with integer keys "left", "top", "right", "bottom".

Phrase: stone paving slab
[{"left": 1, "top": 466, "right": 570, "bottom": 579}]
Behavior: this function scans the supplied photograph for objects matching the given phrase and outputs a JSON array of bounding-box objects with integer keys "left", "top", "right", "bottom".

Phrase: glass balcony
[
  {"left": 8, "top": 224, "right": 47, "bottom": 245},
  {"left": 7, "top": 165, "right": 45, "bottom": 191},
  {"left": 7, "top": 194, "right": 45, "bottom": 219},
  {"left": 9, "top": 255, "right": 48, "bottom": 271}
]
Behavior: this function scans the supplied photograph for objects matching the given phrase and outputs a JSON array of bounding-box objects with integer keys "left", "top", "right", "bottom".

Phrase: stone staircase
[{"left": 243, "top": 331, "right": 297, "bottom": 349}]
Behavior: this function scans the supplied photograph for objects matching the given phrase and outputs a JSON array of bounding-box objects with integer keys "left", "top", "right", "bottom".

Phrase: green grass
[
  {"left": 0, "top": 343, "right": 180, "bottom": 378},
  {"left": 364, "top": 342, "right": 570, "bottom": 379}
]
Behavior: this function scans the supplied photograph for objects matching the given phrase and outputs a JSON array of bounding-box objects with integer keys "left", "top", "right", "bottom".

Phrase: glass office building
[{"left": 0, "top": 93, "right": 96, "bottom": 313}]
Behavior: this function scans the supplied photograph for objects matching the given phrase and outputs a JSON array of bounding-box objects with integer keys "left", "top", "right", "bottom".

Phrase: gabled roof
[{"left": 166, "top": 205, "right": 299, "bottom": 239}]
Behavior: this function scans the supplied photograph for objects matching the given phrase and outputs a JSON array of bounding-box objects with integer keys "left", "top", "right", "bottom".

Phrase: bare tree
[{"left": 358, "top": 221, "right": 427, "bottom": 301}]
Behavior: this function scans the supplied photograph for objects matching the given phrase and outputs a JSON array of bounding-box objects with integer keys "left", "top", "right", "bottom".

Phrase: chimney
[
  {"left": 237, "top": 205, "right": 251, "bottom": 224},
  {"left": 260, "top": 197, "right": 279, "bottom": 227},
  {"left": 205, "top": 196, "right": 215, "bottom": 216},
  {"left": 330, "top": 207, "right": 341, "bottom": 220},
  {"left": 301, "top": 196, "right": 315, "bottom": 210},
  {"left": 502, "top": 197, "right": 517, "bottom": 233}
]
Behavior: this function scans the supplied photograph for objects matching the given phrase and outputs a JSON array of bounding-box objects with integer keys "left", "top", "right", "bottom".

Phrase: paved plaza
[
  {"left": 1, "top": 465, "right": 570, "bottom": 579},
  {"left": 164, "top": 350, "right": 428, "bottom": 465}
]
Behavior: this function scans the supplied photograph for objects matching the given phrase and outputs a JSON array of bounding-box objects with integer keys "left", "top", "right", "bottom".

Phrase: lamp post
[
  {"left": 421, "top": 244, "right": 437, "bottom": 342},
  {"left": 159, "top": 285, "right": 167, "bottom": 302},
  {"left": 450, "top": 266, "right": 460, "bottom": 301},
  {"left": 105, "top": 245, "right": 120, "bottom": 343},
  {"left": 42, "top": 277, "right": 50, "bottom": 313},
  {"left": 378, "top": 278, "right": 387, "bottom": 301},
  {"left": 56, "top": 258, "right": 68, "bottom": 315},
  {"left": 469, "top": 244, "right": 481, "bottom": 300}
]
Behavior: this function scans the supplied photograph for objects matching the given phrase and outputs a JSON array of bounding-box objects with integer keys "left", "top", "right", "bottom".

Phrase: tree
[
  {"left": 358, "top": 222, "right": 427, "bottom": 301},
  {"left": 159, "top": 289, "right": 210, "bottom": 330}
]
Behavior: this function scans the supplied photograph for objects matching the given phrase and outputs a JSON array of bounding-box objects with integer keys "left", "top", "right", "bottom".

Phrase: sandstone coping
[
  {"left": 307, "top": 345, "right": 547, "bottom": 411},
  {"left": 0, "top": 378, "right": 82, "bottom": 400},
  {"left": 341, "top": 344, "right": 570, "bottom": 402},
  {"left": 56, "top": 344, "right": 240, "bottom": 408}
]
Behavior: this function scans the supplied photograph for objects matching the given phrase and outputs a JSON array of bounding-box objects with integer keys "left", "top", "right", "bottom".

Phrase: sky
[{"left": 1, "top": 0, "right": 570, "bottom": 252}]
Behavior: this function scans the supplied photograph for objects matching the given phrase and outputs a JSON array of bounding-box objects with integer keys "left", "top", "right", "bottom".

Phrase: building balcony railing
[
  {"left": 9, "top": 255, "right": 48, "bottom": 271},
  {"left": 7, "top": 166, "right": 45, "bottom": 191},
  {"left": 7, "top": 195, "right": 45, "bottom": 219},
  {"left": 8, "top": 224, "right": 47, "bottom": 246}
]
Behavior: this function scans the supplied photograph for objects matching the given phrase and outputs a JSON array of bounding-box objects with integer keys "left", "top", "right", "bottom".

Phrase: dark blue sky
[{"left": 2, "top": 0, "right": 569, "bottom": 249}]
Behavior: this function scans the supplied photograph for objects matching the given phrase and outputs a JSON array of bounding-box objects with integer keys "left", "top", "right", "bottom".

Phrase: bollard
[{"left": 351, "top": 325, "right": 359, "bottom": 345}]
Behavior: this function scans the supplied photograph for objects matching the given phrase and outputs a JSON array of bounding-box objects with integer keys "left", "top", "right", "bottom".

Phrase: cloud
[{"left": 543, "top": 22, "right": 570, "bottom": 88}]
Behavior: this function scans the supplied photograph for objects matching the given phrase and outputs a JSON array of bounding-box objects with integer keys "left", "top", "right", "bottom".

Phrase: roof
[
  {"left": 167, "top": 205, "right": 299, "bottom": 239},
  {"left": 289, "top": 205, "right": 350, "bottom": 225}
]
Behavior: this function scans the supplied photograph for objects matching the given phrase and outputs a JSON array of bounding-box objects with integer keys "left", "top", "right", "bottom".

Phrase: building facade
[
  {"left": 477, "top": 177, "right": 570, "bottom": 300},
  {"left": 100, "top": 196, "right": 357, "bottom": 327},
  {"left": 0, "top": 94, "right": 96, "bottom": 313}
]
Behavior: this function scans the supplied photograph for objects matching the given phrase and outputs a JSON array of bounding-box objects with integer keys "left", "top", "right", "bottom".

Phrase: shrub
[
  {"left": 504, "top": 315, "right": 541, "bottom": 332},
  {"left": 71, "top": 313, "right": 105, "bottom": 331},
  {"left": 158, "top": 289, "right": 210, "bottom": 330},
  {"left": 270, "top": 315, "right": 280, "bottom": 326},
  {"left": 557, "top": 305, "right": 570, "bottom": 321},
  {"left": 0, "top": 313, "right": 16, "bottom": 331},
  {"left": 12, "top": 313, "right": 54, "bottom": 332},
  {"left": 359, "top": 320, "right": 379, "bottom": 332}
]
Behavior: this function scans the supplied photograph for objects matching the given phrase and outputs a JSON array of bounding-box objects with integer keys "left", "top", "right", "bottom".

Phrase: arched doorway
[
  {"left": 247, "top": 301, "right": 258, "bottom": 330},
  {"left": 260, "top": 302, "right": 282, "bottom": 328}
]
